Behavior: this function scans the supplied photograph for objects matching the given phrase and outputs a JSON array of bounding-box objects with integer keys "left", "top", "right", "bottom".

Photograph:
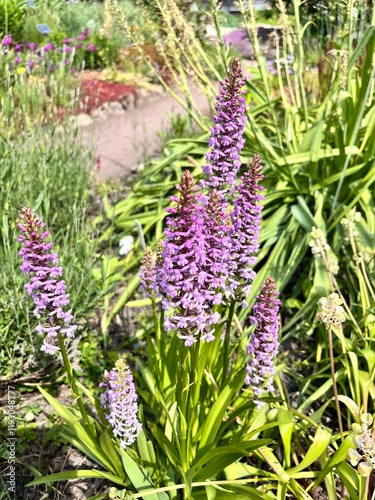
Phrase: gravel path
[{"left": 81, "top": 84, "right": 215, "bottom": 181}]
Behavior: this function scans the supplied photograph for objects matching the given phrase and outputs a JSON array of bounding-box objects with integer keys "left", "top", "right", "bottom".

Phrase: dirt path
[{"left": 81, "top": 85, "right": 215, "bottom": 181}]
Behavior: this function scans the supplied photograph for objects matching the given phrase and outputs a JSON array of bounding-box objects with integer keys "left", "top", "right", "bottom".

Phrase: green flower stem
[
  {"left": 327, "top": 326, "right": 344, "bottom": 440},
  {"left": 221, "top": 299, "right": 236, "bottom": 388},
  {"left": 180, "top": 344, "right": 190, "bottom": 471},
  {"left": 210, "top": 0, "right": 229, "bottom": 70},
  {"left": 57, "top": 334, "right": 95, "bottom": 437}
]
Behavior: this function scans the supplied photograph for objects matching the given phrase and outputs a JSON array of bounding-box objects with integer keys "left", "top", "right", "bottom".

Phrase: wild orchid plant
[{"left": 14, "top": 54, "right": 375, "bottom": 500}]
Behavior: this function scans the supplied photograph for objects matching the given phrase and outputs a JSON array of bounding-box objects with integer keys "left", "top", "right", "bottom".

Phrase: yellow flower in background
[{"left": 17, "top": 67, "right": 26, "bottom": 75}]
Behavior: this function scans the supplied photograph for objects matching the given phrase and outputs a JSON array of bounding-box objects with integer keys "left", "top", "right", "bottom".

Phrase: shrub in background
[{"left": 0, "top": 0, "right": 26, "bottom": 41}]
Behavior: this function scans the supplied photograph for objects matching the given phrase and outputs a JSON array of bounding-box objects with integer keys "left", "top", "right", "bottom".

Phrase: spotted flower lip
[
  {"left": 201, "top": 57, "right": 247, "bottom": 195},
  {"left": 17, "top": 207, "right": 77, "bottom": 355},
  {"left": 100, "top": 359, "right": 142, "bottom": 449},
  {"left": 245, "top": 277, "right": 280, "bottom": 408}
]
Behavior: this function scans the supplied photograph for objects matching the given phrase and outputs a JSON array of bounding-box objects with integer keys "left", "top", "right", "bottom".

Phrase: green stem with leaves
[{"left": 57, "top": 334, "right": 95, "bottom": 437}]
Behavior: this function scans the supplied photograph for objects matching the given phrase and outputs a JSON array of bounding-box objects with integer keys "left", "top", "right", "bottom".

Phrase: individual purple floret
[
  {"left": 2, "top": 34, "right": 12, "bottom": 46},
  {"left": 245, "top": 277, "right": 280, "bottom": 408},
  {"left": 230, "top": 154, "right": 264, "bottom": 297},
  {"left": 100, "top": 359, "right": 142, "bottom": 449},
  {"left": 140, "top": 247, "right": 158, "bottom": 298},
  {"left": 201, "top": 57, "right": 247, "bottom": 195},
  {"left": 159, "top": 171, "right": 222, "bottom": 346},
  {"left": 17, "top": 207, "right": 77, "bottom": 355},
  {"left": 78, "top": 28, "right": 90, "bottom": 41}
]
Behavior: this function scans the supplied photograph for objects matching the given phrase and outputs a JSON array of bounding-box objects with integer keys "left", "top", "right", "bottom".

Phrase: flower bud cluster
[
  {"left": 341, "top": 207, "right": 361, "bottom": 242},
  {"left": 316, "top": 293, "right": 345, "bottom": 329},
  {"left": 347, "top": 413, "right": 375, "bottom": 477},
  {"left": 309, "top": 227, "right": 330, "bottom": 256}
]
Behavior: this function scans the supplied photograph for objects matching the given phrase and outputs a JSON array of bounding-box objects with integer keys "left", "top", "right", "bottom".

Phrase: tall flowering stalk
[
  {"left": 140, "top": 246, "right": 158, "bottom": 298},
  {"left": 159, "top": 171, "right": 223, "bottom": 346},
  {"left": 245, "top": 277, "right": 280, "bottom": 408},
  {"left": 100, "top": 359, "right": 142, "bottom": 449},
  {"left": 202, "top": 57, "right": 247, "bottom": 195},
  {"left": 230, "top": 154, "right": 264, "bottom": 297},
  {"left": 17, "top": 207, "right": 93, "bottom": 433},
  {"left": 17, "top": 207, "right": 77, "bottom": 355}
]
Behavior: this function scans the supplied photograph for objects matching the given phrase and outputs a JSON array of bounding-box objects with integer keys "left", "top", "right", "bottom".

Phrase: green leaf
[
  {"left": 125, "top": 298, "right": 161, "bottom": 308},
  {"left": 335, "top": 462, "right": 359, "bottom": 500},
  {"left": 27, "top": 469, "right": 128, "bottom": 487},
  {"left": 38, "top": 386, "right": 115, "bottom": 473},
  {"left": 291, "top": 196, "right": 316, "bottom": 231},
  {"left": 193, "top": 442, "right": 271, "bottom": 482},
  {"left": 197, "top": 371, "right": 245, "bottom": 457},
  {"left": 119, "top": 449, "right": 169, "bottom": 500},
  {"left": 286, "top": 426, "right": 332, "bottom": 475},
  {"left": 314, "top": 435, "right": 355, "bottom": 487},
  {"left": 99, "top": 430, "right": 125, "bottom": 477}
]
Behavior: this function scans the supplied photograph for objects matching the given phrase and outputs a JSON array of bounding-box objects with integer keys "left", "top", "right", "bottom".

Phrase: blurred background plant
[{"left": 0, "top": 0, "right": 26, "bottom": 41}]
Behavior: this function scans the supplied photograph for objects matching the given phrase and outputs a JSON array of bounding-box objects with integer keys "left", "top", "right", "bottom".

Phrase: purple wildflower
[
  {"left": 15, "top": 43, "right": 22, "bottom": 52},
  {"left": 245, "top": 277, "right": 280, "bottom": 408},
  {"left": 85, "top": 42, "right": 98, "bottom": 52},
  {"left": 49, "top": 65, "right": 55, "bottom": 72},
  {"left": 28, "top": 59, "right": 35, "bottom": 70},
  {"left": 2, "top": 34, "right": 12, "bottom": 46},
  {"left": 140, "top": 247, "right": 158, "bottom": 298},
  {"left": 78, "top": 28, "right": 90, "bottom": 41},
  {"left": 158, "top": 173, "right": 234, "bottom": 344},
  {"left": 25, "top": 42, "right": 38, "bottom": 51},
  {"left": 76, "top": 43, "right": 83, "bottom": 49},
  {"left": 15, "top": 56, "right": 22, "bottom": 64},
  {"left": 201, "top": 58, "right": 247, "bottom": 195},
  {"left": 100, "top": 359, "right": 142, "bottom": 449},
  {"left": 203, "top": 189, "right": 232, "bottom": 306},
  {"left": 17, "top": 207, "right": 77, "bottom": 355},
  {"left": 230, "top": 154, "right": 264, "bottom": 297},
  {"left": 65, "top": 46, "right": 72, "bottom": 53},
  {"left": 43, "top": 42, "right": 53, "bottom": 52},
  {"left": 267, "top": 61, "right": 278, "bottom": 76},
  {"left": 159, "top": 171, "right": 222, "bottom": 346}
]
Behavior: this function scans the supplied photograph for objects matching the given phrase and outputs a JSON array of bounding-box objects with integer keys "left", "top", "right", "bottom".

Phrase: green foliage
[
  {"left": 0, "top": 125, "right": 102, "bottom": 377},
  {"left": 0, "top": 0, "right": 26, "bottom": 41},
  {"left": 22, "top": 9, "right": 61, "bottom": 44},
  {"left": 91, "top": 0, "right": 375, "bottom": 497}
]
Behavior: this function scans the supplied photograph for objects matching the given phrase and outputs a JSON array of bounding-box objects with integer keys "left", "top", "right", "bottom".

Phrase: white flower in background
[
  {"left": 316, "top": 293, "right": 345, "bottom": 328},
  {"left": 119, "top": 235, "right": 134, "bottom": 256},
  {"left": 309, "top": 227, "right": 330, "bottom": 256}
]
